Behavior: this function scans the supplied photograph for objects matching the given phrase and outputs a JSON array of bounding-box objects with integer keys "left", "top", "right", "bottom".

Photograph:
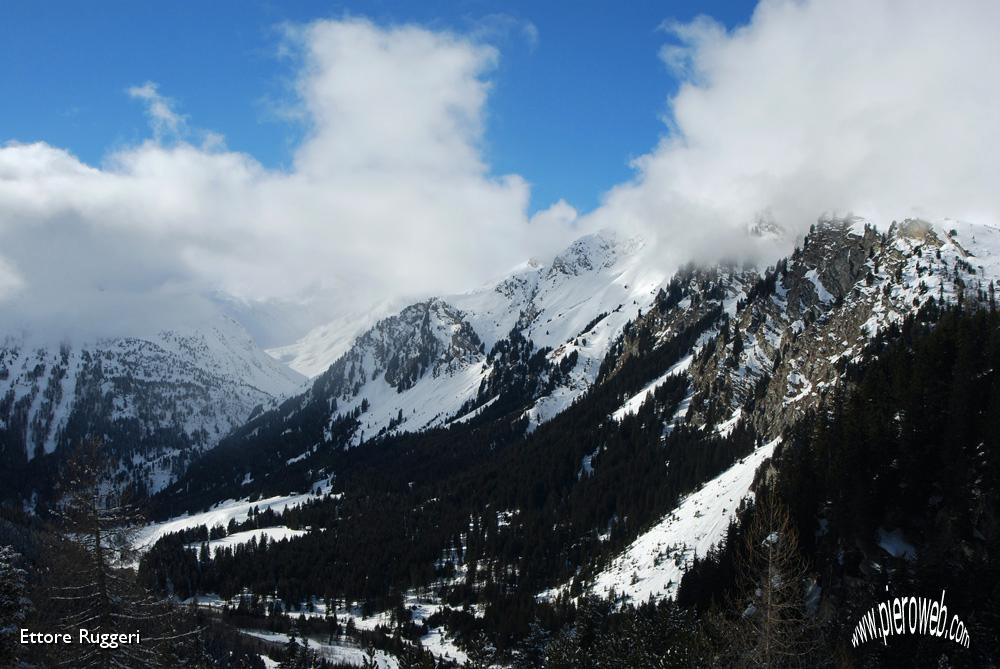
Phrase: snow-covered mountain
[
  {"left": 691, "top": 217, "right": 1000, "bottom": 434},
  {"left": 206, "top": 214, "right": 1000, "bottom": 608},
  {"left": 561, "top": 216, "right": 1000, "bottom": 604},
  {"left": 285, "top": 230, "right": 671, "bottom": 446},
  {"left": 266, "top": 305, "right": 397, "bottom": 378},
  {"left": 0, "top": 313, "right": 305, "bottom": 501},
  {"left": 171, "top": 216, "right": 1000, "bottom": 503},
  {"left": 140, "top": 215, "right": 1000, "bottom": 665}
]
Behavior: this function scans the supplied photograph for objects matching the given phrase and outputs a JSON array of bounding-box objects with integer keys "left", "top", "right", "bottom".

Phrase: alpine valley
[{"left": 5, "top": 216, "right": 1000, "bottom": 667}]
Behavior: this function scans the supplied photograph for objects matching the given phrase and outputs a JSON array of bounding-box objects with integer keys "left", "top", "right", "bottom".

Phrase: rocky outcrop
[
  {"left": 687, "top": 218, "right": 991, "bottom": 437},
  {"left": 594, "top": 217, "right": 998, "bottom": 441}
]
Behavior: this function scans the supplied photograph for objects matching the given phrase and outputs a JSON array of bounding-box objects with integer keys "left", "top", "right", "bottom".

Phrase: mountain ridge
[{"left": 0, "top": 313, "right": 305, "bottom": 504}]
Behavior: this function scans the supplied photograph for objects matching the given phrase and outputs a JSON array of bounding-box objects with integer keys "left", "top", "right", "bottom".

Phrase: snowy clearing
[{"left": 138, "top": 481, "right": 333, "bottom": 551}]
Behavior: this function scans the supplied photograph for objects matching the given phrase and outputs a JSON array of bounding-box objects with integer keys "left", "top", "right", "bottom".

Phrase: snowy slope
[
  {"left": 577, "top": 438, "right": 778, "bottom": 603},
  {"left": 290, "top": 230, "right": 669, "bottom": 446},
  {"left": 569, "top": 217, "right": 1000, "bottom": 607},
  {"left": 611, "top": 354, "right": 694, "bottom": 422},
  {"left": 137, "top": 481, "right": 333, "bottom": 551},
  {"left": 187, "top": 527, "right": 308, "bottom": 558},
  {"left": 240, "top": 629, "right": 398, "bottom": 669},
  {"left": 154, "top": 314, "right": 306, "bottom": 398},
  {"left": 455, "top": 231, "right": 669, "bottom": 429},
  {"left": 267, "top": 305, "right": 395, "bottom": 378}
]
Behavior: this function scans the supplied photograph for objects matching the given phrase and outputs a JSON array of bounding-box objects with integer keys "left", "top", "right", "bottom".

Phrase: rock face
[
  {"left": 595, "top": 217, "right": 1000, "bottom": 439},
  {"left": 0, "top": 315, "right": 304, "bottom": 502},
  {"left": 319, "top": 300, "right": 483, "bottom": 397},
  {"left": 685, "top": 218, "right": 997, "bottom": 436}
]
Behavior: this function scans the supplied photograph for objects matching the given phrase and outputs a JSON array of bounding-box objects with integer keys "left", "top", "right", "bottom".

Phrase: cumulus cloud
[
  {"left": 0, "top": 18, "right": 578, "bottom": 340},
  {"left": 3, "top": 2, "right": 999, "bottom": 343},
  {"left": 587, "top": 0, "right": 1000, "bottom": 266}
]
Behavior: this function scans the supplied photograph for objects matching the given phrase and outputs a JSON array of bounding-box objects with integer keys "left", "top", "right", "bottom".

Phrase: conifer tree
[
  {"left": 360, "top": 642, "right": 379, "bottom": 669},
  {"left": 396, "top": 642, "right": 436, "bottom": 669},
  {"left": 464, "top": 631, "right": 496, "bottom": 669},
  {"left": 543, "top": 627, "right": 581, "bottom": 669},
  {"left": 0, "top": 545, "right": 29, "bottom": 667},
  {"left": 510, "top": 621, "right": 549, "bottom": 669}
]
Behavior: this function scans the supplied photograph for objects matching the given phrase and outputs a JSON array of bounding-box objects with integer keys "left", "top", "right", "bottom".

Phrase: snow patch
[
  {"left": 188, "top": 527, "right": 308, "bottom": 557},
  {"left": 138, "top": 481, "right": 333, "bottom": 552}
]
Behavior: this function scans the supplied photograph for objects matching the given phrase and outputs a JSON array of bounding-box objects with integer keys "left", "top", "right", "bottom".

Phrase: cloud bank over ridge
[
  {"left": 589, "top": 0, "right": 1000, "bottom": 265},
  {"left": 2, "top": 1, "right": 999, "bottom": 341}
]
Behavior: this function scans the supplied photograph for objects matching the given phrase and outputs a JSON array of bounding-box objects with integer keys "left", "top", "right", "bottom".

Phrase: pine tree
[
  {"left": 279, "top": 634, "right": 318, "bottom": 669},
  {"left": 543, "top": 626, "right": 583, "bottom": 669},
  {"left": 397, "top": 642, "right": 436, "bottom": 669},
  {"left": 278, "top": 631, "right": 301, "bottom": 669},
  {"left": 464, "top": 631, "right": 496, "bottom": 669},
  {"left": 0, "top": 545, "right": 30, "bottom": 667},
  {"left": 510, "top": 621, "right": 549, "bottom": 669},
  {"left": 360, "top": 642, "right": 379, "bottom": 669}
]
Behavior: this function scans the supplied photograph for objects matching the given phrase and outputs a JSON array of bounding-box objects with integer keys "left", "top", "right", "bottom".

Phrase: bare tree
[
  {"left": 730, "top": 494, "right": 818, "bottom": 668},
  {"left": 47, "top": 438, "right": 204, "bottom": 669}
]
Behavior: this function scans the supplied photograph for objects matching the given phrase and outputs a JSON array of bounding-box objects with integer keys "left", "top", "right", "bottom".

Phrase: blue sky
[
  {"left": 0, "top": 0, "right": 754, "bottom": 213},
  {"left": 5, "top": 0, "right": 995, "bottom": 341}
]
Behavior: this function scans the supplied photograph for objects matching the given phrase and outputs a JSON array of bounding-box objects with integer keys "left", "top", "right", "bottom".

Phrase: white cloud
[
  {"left": 127, "top": 81, "right": 186, "bottom": 139},
  {"left": 530, "top": 199, "right": 578, "bottom": 229},
  {"left": 0, "top": 257, "right": 22, "bottom": 300},
  {"left": 0, "top": 18, "right": 579, "bottom": 340},
  {"left": 587, "top": 0, "right": 1000, "bottom": 267},
  {"left": 469, "top": 14, "right": 539, "bottom": 51},
  {"left": 3, "top": 3, "right": 999, "bottom": 343}
]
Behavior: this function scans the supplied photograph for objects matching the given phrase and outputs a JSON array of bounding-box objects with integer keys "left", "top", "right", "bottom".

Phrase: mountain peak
[{"left": 547, "top": 229, "right": 643, "bottom": 278}]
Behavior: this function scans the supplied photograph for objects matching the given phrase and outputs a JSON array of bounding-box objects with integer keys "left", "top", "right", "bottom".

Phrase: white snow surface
[
  {"left": 240, "top": 629, "right": 398, "bottom": 668},
  {"left": 187, "top": 527, "right": 308, "bottom": 557},
  {"left": 804, "top": 268, "right": 834, "bottom": 304},
  {"left": 267, "top": 305, "right": 395, "bottom": 378},
  {"left": 578, "top": 438, "right": 779, "bottom": 603},
  {"left": 137, "top": 482, "right": 332, "bottom": 551},
  {"left": 196, "top": 590, "right": 468, "bottom": 666},
  {"left": 340, "top": 595, "right": 471, "bottom": 664}
]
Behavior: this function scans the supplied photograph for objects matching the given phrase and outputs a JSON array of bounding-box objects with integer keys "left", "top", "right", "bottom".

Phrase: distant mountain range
[{"left": 0, "top": 314, "right": 304, "bottom": 504}]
